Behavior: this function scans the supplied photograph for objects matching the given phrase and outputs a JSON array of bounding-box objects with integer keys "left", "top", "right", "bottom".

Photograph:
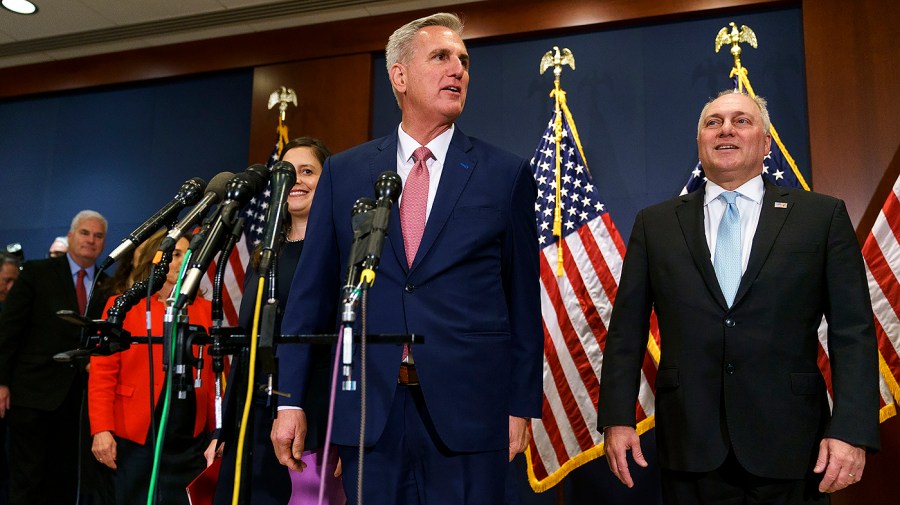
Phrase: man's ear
[{"left": 390, "top": 63, "right": 406, "bottom": 94}]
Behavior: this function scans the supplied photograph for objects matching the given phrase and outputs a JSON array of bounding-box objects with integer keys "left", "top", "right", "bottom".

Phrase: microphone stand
[
  {"left": 206, "top": 216, "right": 245, "bottom": 410},
  {"left": 259, "top": 259, "right": 280, "bottom": 409}
]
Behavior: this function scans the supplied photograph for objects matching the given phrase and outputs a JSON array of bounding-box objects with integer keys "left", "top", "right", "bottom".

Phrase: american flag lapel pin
[{"left": 774, "top": 202, "right": 788, "bottom": 209}]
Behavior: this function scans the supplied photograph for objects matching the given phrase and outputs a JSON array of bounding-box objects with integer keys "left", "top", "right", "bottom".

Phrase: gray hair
[
  {"left": 70, "top": 210, "right": 108, "bottom": 233},
  {"left": 0, "top": 253, "right": 20, "bottom": 269},
  {"left": 385, "top": 12, "right": 464, "bottom": 104},
  {"left": 697, "top": 89, "right": 771, "bottom": 137}
]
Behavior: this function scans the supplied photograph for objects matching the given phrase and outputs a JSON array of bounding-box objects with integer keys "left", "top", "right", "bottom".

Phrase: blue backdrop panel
[
  {"left": 0, "top": 70, "right": 253, "bottom": 262},
  {"left": 373, "top": 5, "right": 808, "bottom": 245}
]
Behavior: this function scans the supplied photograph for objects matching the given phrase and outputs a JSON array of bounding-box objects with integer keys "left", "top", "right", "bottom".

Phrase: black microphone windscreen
[
  {"left": 179, "top": 177, "right": 207, "bottom": 205},
  {"left": 245, "top": 163, "right": 272, "bottom": 193},
  {"left": 374, "top": 171, "right": 402, "bottom": 203},
  {"left": 206, "top": 171, "right": 234, "bottom": 201}
]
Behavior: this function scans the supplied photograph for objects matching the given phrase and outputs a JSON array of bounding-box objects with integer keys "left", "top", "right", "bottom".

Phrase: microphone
[
  {"left": 361, "top": 171, "right": 402, "bottom": 272},
  {"left": 157, "top": 171, "right": 233, "bottom": 256},
  {"left": 343, "top": 197, "right": 376, "bottom": 288},
  {"left": 258, "top": 160, "right": 297, "bottom": 275},
  {"left": 338, "top": 177, "right": 399, "bottom": 392},
  {"left": 176, "top": 164, "right": 271, "bottom": 307},
  {"left": 100, "top": 177, "right": 206, "bottom": 270}
]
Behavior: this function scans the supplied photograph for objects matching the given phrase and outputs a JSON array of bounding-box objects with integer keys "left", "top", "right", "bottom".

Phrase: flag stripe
[
  {"left": 863, "top": 177, "right": 900, "bottom": 404},
  {"left": 537, "top": 320, "right": 579, "bottom": 463},
  {"left": 540, "top": 251, "right": 599, "bottom": 451}
]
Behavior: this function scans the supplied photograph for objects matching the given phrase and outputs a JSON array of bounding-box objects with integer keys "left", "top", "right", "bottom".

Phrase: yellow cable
[{"left": 231, "top": 276, "right": 265, "bottom": 505}]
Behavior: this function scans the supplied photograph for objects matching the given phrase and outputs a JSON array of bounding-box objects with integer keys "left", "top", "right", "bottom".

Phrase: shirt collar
[
  {"left": 66, "top": 253, "right": 96, "bottom": 281},
  {"left": 704, "top": 174, "right": 765, "bottom": 206},
  {"left": 397, "top": 124, "right": 455, "bottom": 165}
]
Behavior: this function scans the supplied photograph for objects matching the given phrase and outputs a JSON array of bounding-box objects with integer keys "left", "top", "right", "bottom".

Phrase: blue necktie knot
[{"left": 720, "top": 190, "right": 739, "bottom": 205}]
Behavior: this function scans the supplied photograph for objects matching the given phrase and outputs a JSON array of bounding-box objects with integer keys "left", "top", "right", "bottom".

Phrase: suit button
[
  {"left": 405, "top": 283, "right": 415, "bottom": 293},
  {"left": 724, "top": 318, "right": 735, "bottom": 328},
  {"left": 725, "top": 363, "right": 735, "bottom": 374}
]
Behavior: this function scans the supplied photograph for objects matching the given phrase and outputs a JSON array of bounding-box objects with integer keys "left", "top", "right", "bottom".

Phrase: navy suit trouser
[{"left": 337, "top": 384, "right": 507, "bottom": 505}]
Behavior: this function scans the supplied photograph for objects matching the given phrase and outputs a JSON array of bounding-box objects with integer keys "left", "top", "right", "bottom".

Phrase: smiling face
[
  {"left": 697, "top": 93, "right": 772, "bottom": 189},
  {"left": 66, "top": 217, "right": 106, "bottom": 268},
  {"left": 282, "top": 146, "right": 323, "bottom": 222},
  {"left": 390, "top": 25, "right": 469, "bottom": 131}
]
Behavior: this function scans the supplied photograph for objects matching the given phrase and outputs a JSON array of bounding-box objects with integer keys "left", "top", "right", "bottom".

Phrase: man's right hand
[
  {"left": 271, "top": 409, "right": 308, "bottom": 472},
  {"left": 0, "top": 385, "right": 10, "bottom": 418},
  {"left": 604, "top": 425, "right": 648, "bottom": 488}
]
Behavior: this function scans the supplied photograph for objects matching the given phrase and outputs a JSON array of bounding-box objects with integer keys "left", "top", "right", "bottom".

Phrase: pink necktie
[
  {"left": 76, "top": 269, "right": 87, "bottom": 314},
  {"left": 400, "top": 146, "right": 432, "bottom": 268},
  {"left": 400, "top": 146, "right": 432, "bottom": 363}
]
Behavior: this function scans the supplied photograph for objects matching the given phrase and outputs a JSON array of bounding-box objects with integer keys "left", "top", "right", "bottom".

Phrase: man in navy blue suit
[{"left": 271, "top": 12, "right": 543, "bottom": 504}]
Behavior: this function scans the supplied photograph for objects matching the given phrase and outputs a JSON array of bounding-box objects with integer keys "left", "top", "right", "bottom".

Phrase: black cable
[
  {"left": 357, "top": 289, "right": 367, "bottom": 503},
  {"left": 145, "top": 264, "right": 158, "bottom": 505}
]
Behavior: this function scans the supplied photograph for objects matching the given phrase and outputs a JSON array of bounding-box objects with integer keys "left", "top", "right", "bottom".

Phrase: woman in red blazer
[{"left": 88, "top": 229, "right": 218, "bottom": 504}]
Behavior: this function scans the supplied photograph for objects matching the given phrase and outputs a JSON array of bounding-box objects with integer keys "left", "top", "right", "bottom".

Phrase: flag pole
[
  {"left": 714, "top": 23, "right": 810, "bottom": 191},
  {"left": 715, "top": 22, "right": 757, "bottom": 93},
  {"left": 540, "top": 46, "right": 575, "bottom": 277},
  {"left": 267, "top": 86, "right": 298, "bottom": 158}
]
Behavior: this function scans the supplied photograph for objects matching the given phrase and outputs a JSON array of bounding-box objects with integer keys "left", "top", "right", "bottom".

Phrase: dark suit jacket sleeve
[
  {"left": 503, "top": 160, "right": 544, "bottom": 418},
  {"left": 822, "top": 200, "right": 880, "bottom": 450},
  {"left": 277, "top": 156, "right": 341, "bottom": 408},
  {"left": 0, "top": 261, "right": 36, "bottom": 385},
  {"left": 597, "top": 209, "right": 653, "bottom": 429}
]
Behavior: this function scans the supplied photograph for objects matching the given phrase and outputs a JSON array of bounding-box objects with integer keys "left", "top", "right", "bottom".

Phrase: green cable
[{"left": 146, "top": 249, "right": 193, "bottom": 505}]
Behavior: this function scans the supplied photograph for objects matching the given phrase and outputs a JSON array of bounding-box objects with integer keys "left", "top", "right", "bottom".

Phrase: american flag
[
  {"left": 198, "top": 146, "right": 278, "bottom": 326},
  {"left": 863, "top": 174, "right": 900, "bottom": 416},
  {"left": 525, "top": 101, "right": 660, "bottom": 491},
  {"left": 681, "top": 79, "right": 897, "bottom": 421}
]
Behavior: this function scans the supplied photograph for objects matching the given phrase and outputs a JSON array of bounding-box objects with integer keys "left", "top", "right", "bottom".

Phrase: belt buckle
[{"left": 398, "top": 363, "right": 419, "bottom": 386}]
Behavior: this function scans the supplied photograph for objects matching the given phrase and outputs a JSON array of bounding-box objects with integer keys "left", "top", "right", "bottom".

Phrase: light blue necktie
[{"left": 714, "top": 191, "right": 742, "bottom": 307}]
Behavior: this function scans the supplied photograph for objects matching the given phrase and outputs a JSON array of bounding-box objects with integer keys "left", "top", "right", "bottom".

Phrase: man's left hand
[
  {"left": 509, "top": 416, "right": 529, "bottom": 461},
  {"left": 814, "top": 437, "right": 865, "bottom": 493}
]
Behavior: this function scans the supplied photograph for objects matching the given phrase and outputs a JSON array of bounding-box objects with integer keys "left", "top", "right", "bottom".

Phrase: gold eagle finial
[
  {"left": 714, "top": 22, "right": 758, "bottom": 92},
  {"left": 540, "top": 46, "right": 575, "bottom": 77},
  {"left": 715, "top": 22, "right": 757, "bottom": 57},
  {"left": 267, "top": 86, "right": 298, "bottom": 122}
]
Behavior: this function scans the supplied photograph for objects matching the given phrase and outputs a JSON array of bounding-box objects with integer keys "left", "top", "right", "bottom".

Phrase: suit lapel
[
  {"left": 53, "top": 256, "right": 79, "bottom": 311},
  {"left": 675, "top": 189, "right": 727, "bottom": 307},
  {"left": 409, "top": 129, "right": 475, "bottom": 271},
  {"left": 371, "top": 134, "right": 409, "bottom": 272},
  {"left": 733, "top": 182, "right": 792, "bottom": 305}
]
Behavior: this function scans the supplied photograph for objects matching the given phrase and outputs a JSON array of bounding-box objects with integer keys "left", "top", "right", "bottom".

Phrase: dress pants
[
  {"left": 337, "top": 384, "right": 507, "bottom": 505},
  {"left": 661, "top": 450, "right": 828, "bottom": 505},
  {"left": 7, "top": 378, "right": 82, "bottom": 505}
]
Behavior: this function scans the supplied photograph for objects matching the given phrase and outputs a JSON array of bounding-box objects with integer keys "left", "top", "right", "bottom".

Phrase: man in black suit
[
  {"left": 0, "top": 252, "right": 20, "bottom": 505},
  {"left": 598, "top": 91, "right": 879, "bottom": 504},
  {"left": 0, "top": 210, "right": 111, "bottom": 505}
]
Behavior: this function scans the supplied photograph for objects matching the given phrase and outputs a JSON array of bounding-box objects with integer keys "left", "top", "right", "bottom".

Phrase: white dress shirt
[
  {"left": 703, "top": 175, "right": 765, "bottom": 274},
  {"left": 396, "top": 124, "right": 455, "bottom": 222}
]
